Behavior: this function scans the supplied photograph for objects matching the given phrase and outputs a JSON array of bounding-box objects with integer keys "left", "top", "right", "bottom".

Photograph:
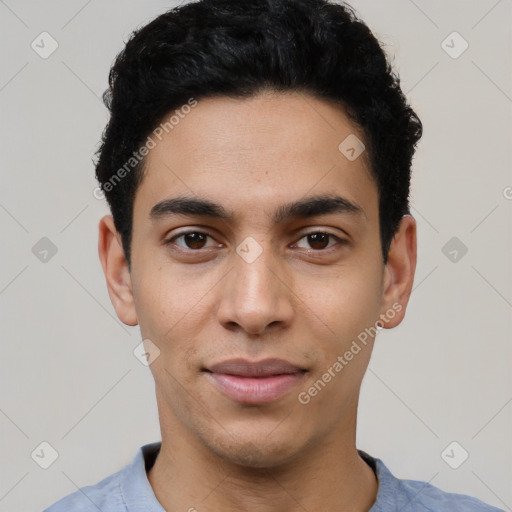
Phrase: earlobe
[
  {"left": 379, "top": 215, "right": 417, "bottom": 329},
  {"left": 98, "top": 215, "right": 138, "bottom": 326}
]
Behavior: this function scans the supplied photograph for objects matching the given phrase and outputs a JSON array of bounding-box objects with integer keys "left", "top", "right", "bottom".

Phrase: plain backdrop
[{"left": 0, "top": 1, "right": 511, "bottom": 511}]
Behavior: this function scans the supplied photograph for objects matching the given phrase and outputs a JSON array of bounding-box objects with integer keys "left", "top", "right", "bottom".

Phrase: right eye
[{"left": 165, "top": 231, "right": 222, "bottom": 251}]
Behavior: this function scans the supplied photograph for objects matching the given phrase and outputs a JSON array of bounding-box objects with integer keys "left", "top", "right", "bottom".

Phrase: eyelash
[{"left": 165, "top": 230, "right": 345, "bottom": 253}]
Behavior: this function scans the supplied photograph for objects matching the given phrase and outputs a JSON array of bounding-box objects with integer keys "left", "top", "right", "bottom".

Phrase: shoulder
[
  {"left": 42, "top": 442, "right": 161, "bottom": 512},
  {"left": 360, "top": 452, "right": 505, "bottom": 512},
  {"left": 395, "top": 475, "right": 504, "bottom": 512},
  {"left": 42, "top": 468, "right": 126, "bottom": 512}
]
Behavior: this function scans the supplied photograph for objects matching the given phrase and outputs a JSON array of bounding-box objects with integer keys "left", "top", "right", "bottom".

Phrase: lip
[{"left": 204, "top": 358, "right": 307, "bottom": 404}]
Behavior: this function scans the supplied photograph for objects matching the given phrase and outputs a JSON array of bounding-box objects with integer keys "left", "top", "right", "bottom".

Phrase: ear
[
  {"left": 379, "top": 215, "right": 417, "bottom": 329},
  {"left": 98, "top": 215, "right": 138, "bottom": 326}
]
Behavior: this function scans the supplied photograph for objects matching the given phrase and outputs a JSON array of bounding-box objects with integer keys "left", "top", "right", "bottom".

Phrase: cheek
[
  {"left": 133, "top": 264, "right": 206, "bottom": 336},
  {"left": 295, "top": 269, "right": 381, "bottom": 419},
  {"left": 298, "top": 263, "right": 383, "bottom": 348},
  {"left": 132, "top": 264, "right": 227, "bottom": 384}
]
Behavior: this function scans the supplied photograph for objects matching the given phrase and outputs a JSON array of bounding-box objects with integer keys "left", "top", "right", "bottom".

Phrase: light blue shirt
[{"left": 43, "top": 441, "right": 504, "bottom": 511}]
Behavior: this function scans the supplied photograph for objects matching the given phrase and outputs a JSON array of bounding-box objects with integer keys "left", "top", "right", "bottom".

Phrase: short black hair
[{"left": 95, "top": 0, "right": 422, "bottom": 266}]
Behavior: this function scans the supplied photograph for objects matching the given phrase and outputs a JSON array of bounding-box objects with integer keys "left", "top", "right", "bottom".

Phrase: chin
[{"left": 203, "top": 428, "right": 306, "bottom": 469}]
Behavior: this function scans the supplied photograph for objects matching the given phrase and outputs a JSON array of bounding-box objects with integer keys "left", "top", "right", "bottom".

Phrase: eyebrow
[{"left": 149, "top": 194, "right": 365, "bottom": 224}]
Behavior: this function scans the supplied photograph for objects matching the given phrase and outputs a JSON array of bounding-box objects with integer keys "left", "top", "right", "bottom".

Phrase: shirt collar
[
  {"left": 120, "top": 442, "right": 394, "bottom": 511},
  {"left": 119, "top": 442, "right": 166, "bottom": 511}
]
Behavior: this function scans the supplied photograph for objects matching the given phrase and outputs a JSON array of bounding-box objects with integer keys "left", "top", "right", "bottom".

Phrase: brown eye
[
  {"left": 307, "top": 233, "right": 330, "bottom": 250},
  {"left": 169, "top": 231, "right": 217, "bottom": 250},
  {"left": 182, "top": 233, "right": 207, "bottom": 249},
  {"left": 295, "top": 232, "right": 341, "bottom": 251}
]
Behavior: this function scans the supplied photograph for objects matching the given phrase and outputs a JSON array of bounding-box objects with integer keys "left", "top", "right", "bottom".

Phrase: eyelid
[{"left": 298, "top": 228, "right": 346, "bottom": 238}]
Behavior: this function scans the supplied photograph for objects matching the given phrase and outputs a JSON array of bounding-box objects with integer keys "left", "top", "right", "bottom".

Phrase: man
[{"left": 44, "top": 0, "right": 503, "bottom": 510}]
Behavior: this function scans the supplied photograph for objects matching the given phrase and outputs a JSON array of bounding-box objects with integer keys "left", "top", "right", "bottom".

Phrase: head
[{"left": 98, "top": 0, "right": 421, "bottom": 468}]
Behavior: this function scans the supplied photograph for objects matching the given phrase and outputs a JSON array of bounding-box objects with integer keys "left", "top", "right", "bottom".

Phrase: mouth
[{"left": 203, "top": 358, "right": 307, "bottom": 404}]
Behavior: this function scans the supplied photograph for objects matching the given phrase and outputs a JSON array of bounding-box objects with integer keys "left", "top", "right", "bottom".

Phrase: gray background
[{"left": 1, "top": 1, "right": 511, "bottom": 511}]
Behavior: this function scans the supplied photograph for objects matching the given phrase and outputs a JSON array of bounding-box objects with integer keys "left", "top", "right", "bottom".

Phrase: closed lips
[{"left": 205, "top": 359, "right": 307, "bottom": 377}]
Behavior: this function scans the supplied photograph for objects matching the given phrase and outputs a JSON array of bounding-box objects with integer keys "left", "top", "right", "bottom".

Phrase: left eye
[{"left": 294, "top": 232, "right": 341, "bottom": 250}]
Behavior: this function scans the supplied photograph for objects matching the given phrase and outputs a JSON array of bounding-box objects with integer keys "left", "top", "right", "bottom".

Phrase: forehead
[{"left": 134, "top": 91, "right": 377, "bottom": 224}]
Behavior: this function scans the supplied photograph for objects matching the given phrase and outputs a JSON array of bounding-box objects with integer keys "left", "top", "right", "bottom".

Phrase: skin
[{"left": 98, "top": 91, "right": 417, "bottom": 512}]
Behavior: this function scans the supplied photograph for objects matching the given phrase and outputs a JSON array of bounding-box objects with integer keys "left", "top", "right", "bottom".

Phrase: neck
[{"left": 147, "top": 400, "right": 378, "bottom": 511}]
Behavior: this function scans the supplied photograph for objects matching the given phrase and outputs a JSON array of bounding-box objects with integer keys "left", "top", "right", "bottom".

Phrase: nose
[{"left": 216, "top": 238, "right": 294, "bottom": 336}]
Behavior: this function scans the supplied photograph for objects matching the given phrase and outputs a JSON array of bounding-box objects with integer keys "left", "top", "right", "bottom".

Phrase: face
[{"left": 100, "top": 91, "right": 416, "bottom": 468}]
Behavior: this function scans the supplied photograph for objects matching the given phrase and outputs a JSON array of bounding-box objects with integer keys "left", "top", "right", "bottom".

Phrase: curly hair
[{"left": 95, "top": 0, "right": 423, "bottom": 265}]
